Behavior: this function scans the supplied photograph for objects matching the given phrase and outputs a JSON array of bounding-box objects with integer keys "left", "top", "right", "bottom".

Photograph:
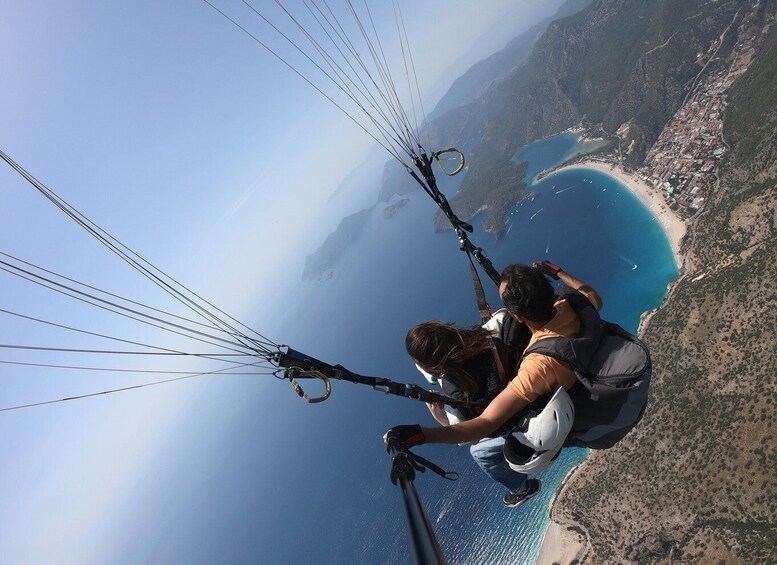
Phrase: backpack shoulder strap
[
  {"left": 559, "top": 289, "right": 603, "bottom": 336},
  {"left": 499, "top": 313, "right": 532, "bottom": 354},
  {"left": 523, "top": 336, "right": 578, "bottom": 367},
  {"left": 522, "top": 290, "right": 607, "bottom": 371},
  {"left": 493, "top": 314, "right": 531, "bottom": 383}
]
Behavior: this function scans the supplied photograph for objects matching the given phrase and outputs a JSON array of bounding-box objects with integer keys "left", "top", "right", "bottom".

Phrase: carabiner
[{"left": 286, "top": 367, "right": 332, "bottom": 404}]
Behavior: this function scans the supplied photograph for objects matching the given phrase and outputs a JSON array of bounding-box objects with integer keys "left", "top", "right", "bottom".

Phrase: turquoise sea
[
  {"left": 513, "top": 131, "right": 613, "bottom": 183},
  {"left": 147, "top": 134, "right": 678, "bottom": 564}
]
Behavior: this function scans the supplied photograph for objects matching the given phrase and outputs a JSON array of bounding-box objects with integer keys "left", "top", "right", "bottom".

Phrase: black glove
[
  {"left": 386, "top": 424, "right": 426, "bottom": 448},
  {"left": 533, "top": 260, "right": 563, "bottom": 280}
]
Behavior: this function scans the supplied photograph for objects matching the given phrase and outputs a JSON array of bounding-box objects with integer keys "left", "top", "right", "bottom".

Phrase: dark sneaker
[{"left": 503, "top": 478, "right": 541, "bottom": 508}]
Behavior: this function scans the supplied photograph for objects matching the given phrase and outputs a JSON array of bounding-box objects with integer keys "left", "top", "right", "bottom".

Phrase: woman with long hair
[
  {"left": 406, "top": 320, "right": 493, "bottom": 400},
  {"left": 403, "top": 313, "right": 533, "bottom": 504}
]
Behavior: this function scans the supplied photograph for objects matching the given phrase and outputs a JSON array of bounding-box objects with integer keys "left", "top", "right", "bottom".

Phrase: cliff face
[
  {"left": 479, "top": 0, "right": 742, "bottom": 161},
  {"left": 552, "top": 6, "right": 777, "bottom": 564},
  {"left": 428, "top": 0, "right": 592, "bottom": 121},
  {"left": 422, "top": 0, "right": 745, "bottom": 234}
]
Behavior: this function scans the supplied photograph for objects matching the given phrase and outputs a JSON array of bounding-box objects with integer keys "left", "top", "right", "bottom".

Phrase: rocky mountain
[
  {"left": 544, "top": 2, "right": 777, "bottom": 563},
  {"left": 427, "top": 0, "right": 591, "bottom": 121},
  {"left": 304, "top": 0, "right": 594, "bottom": 278},
  {"left": 301, "top": 206, "right": 373, "bottom": 281},
  {"left": 438, "top": 0, "right": 744, "bottom": 171}
]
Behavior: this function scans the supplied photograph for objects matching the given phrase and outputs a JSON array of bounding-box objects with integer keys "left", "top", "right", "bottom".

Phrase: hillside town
[{"left": 637, "top": 14, "right": 759, "bottom": 214}]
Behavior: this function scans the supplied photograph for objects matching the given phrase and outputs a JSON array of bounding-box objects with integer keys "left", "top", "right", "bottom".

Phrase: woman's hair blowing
[{"left": 405, "top": 321, "right": 492, "bottom": 395}]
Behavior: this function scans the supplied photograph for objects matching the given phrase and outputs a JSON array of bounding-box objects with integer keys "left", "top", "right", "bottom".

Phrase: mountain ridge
[{"left": 536, "top": 2, "right": 777, "bottom": 562}]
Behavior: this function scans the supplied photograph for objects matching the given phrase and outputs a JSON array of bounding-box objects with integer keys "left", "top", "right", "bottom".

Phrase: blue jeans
[{"left": 469, "top": 435, "right": 527, "bottom": 493}]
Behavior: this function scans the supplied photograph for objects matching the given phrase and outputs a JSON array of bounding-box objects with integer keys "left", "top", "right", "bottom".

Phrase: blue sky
[{"left": 0, "top": 1, "right": 559, "bottom": 562}]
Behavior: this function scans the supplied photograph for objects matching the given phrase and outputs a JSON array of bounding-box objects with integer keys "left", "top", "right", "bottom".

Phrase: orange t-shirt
[{"left": 507, "top": 290, "right": 600, "bottom": 403}]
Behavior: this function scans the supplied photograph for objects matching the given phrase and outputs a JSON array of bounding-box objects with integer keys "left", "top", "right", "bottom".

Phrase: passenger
[
  {"left": 386, "top": 261, "right": 602, "bottom": 507},
  {"left": 406, "top": 314, "right": 530, "bottom": 503}
]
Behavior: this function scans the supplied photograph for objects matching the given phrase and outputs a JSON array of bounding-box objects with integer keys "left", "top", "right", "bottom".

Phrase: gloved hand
[
  {"left": 532, "top": 260, "right": 563, "bottom": 280},
  {"left": 384, "top": 424, "right": 426, "bottom": 448}
]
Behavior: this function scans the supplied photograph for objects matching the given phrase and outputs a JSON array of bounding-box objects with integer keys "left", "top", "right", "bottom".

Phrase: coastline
[
  {"left": 544, "top": 160, "right": 687, "bottom": 267},
  {"left": 534, "top": 464, "right": 588, "bottom": 565},
  {"left": 534, "top": 519, "right": 586, "bottom": 565},
  {"left": 533, "top": 159, "right": 687, "bottom": 565}
]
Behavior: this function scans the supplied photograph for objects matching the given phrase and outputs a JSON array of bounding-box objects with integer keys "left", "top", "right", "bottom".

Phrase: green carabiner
[
  {"left": 287, "top": 367, "right": 332, "bottom": 404},
  {"left": 431, "top": 147, "right": 465, "bottom": 176}
]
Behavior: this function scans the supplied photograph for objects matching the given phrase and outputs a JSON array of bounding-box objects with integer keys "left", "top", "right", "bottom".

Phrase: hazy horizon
[{"left": 0, "top": 2, "right": 564, "bottom": 562}]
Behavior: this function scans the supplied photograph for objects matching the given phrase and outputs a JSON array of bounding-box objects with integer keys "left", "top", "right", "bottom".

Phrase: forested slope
[
  {"left": 552, "top": 6, "right": 777, "bottom": 563},
  {"left": 424, "top": 0, "right": 745, "bottom": 233}
]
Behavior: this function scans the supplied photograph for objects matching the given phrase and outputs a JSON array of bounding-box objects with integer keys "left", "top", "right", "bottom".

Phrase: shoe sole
[{"left": 504, "top": 480, "right": 541, "bottom": 508}]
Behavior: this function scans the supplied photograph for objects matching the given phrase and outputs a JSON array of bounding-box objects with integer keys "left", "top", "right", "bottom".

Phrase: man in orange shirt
[
  {"left": 501, "top": 262, "right": 602, "bottom": 406},
  {"left": 385, "top": 261, "right": 602, "bottom": 507}
]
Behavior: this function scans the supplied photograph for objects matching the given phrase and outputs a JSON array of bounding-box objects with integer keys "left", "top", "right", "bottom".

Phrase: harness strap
[
  {"left": 490, "top": 338, "right": 507, "bottom": 384},
  {"left": 466, "top": 249, "right": 492, "bottom": 323},
  {"left": 278, "top": 348, "right": 486, "bottom": 411},
  {"left": 408, "top": 153, "right": 501, "bottom": 286}
]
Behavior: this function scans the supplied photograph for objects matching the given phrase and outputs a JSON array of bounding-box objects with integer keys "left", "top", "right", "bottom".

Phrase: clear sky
[{"left": 0, "top": 1, "right": 560, "bottom": 562}]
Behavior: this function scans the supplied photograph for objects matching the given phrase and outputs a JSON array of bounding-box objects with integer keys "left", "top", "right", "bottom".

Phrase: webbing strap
[
  {"left": 408, "top": 151, "right": 502, "bottom": 331},
  {"left": 466, "top": 249, "right": 492, "bottom": 324},
  {"left": 490, "top": 339, "right": 507, "bottom": 385},
  {"left": 277, "top": 349, "right": 486, "bottom": 411},
  {"left": 388, "top": 444, "right": 459, "bottom": 483}
]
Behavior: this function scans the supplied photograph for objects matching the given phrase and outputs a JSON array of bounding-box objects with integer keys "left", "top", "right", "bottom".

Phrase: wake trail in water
[
  {"left": 436, "top": 489, "right": 459, "bottom": 524},
  {"left": 530, "top": 207, "right": 544, "bottom": 220},
  {"left": 555, "top": 185, "right": 577, "bottom": 194},
  {"left": 615, "top": 251, "right": 638, "bottom": 270}
]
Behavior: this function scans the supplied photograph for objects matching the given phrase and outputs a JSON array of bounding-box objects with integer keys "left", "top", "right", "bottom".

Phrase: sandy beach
[
  {"left": 532, "top": 160, "right": 687, "bottom": 564},
  {"left": 533, "top": 460, "right": 589, "bottom": 565},
  {"left": 545, "top": 160, "right": 687, "bottom": 267},
  {"left": 534, "top": 520, "right": 586, "bottom": 565}
]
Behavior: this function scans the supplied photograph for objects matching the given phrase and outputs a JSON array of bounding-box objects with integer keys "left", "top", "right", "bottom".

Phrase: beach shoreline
[
  {"left": 533, "top": 159, "right": 687, "bottom": 565},
  {"left": 544, "top": 160, "right": 687, "bottom": 267},
  {"left": 534, "top": 461, "right": 589, "bottom": 565},
  {"left": 534, "top": 519, "right": 586, "bottom": 565}
]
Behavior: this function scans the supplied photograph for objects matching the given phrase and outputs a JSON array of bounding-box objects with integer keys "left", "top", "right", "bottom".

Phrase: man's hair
[{"left": 500, "top": 264, "right": 556, "bottom": 322}]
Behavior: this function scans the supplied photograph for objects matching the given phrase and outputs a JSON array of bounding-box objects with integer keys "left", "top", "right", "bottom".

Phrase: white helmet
[{"left": 503, "top": 387, "right": 575, "bottom": 474}]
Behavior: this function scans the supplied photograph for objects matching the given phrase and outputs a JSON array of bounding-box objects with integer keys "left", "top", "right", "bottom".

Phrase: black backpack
[{"left": 522, "top": 289, "right": 652, "bottom": 449}]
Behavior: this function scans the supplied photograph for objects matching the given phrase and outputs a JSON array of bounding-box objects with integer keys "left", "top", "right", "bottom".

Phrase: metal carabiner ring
[
  {"left": 431, "top": 147, "right": 465, "bottom": 176},
  {"left": 287, "top": 367, "right": 332, "bottom": 403}
]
